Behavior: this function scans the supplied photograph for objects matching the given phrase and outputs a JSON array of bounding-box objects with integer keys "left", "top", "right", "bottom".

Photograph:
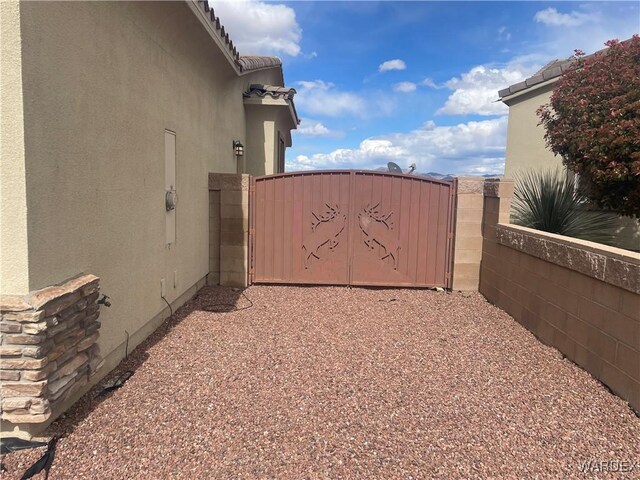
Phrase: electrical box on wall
[{"left": 165, "top": 130, "right": 176, "bottom": 245}]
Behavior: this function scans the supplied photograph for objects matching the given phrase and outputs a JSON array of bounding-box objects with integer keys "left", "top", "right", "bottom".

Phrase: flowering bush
[{"left": 537, "top": 35, "right": 640, "bottom": 218}]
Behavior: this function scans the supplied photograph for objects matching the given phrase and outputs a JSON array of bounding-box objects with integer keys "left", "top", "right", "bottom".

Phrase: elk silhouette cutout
[
  {"left": 358, "top": 203, "right": 400, "bottom": 269},
  {"left": 302, "top": 204, "right": 346, "bottom": 268}
]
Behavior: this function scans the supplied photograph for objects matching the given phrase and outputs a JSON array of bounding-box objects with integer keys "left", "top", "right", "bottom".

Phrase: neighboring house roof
[
  {"left": 238, "top": 56, "right": 283, "bottom": 73},
  {"left": 244, "top": 84, "right": 300, "bottom": 126},
  {"left": 188, "top": 0, "right": 284, "bottom": 77},
  {"left": 498, "top": 44, "right": 611, "bottom": 101}
]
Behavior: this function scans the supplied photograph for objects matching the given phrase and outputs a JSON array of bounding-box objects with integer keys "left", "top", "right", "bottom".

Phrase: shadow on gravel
[{"left": 43, "top": 286, "right": 247, "bottom": 438}]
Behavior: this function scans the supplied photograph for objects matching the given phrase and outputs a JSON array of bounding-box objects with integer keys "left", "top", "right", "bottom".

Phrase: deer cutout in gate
[
  {"left": 358, "top": 203, "right": 401, "bottom": 269},
  {"left": 302, "top": 204, "right": 346, "bottom": 269}
]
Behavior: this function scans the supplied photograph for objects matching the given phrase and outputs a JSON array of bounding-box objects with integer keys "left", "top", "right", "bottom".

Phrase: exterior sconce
[
  {"left": 233, "top": 140, "right": 244, "bottom": 157},
  {"left": 165, "top": 188, "right": 178, "bottom": 211}
]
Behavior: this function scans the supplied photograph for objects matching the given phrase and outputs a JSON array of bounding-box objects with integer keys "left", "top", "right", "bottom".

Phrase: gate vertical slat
[
  {"left": 416, "top": 179, "right": 429, "bottom": 285},
  {"left": 408, "top": 179, "right": 421, "bottom": 282},
  {"left": 282, "top": 175, "right": 293, "bottom": 279},
  {"left": 248, "top": 177, "right": 255, "bottom": 285},
  {"left": 434, "top": 185, "right": 448, "bottom": 284},
  {"left": 346, "top": 171, "right": 355, "bottom": 284}
]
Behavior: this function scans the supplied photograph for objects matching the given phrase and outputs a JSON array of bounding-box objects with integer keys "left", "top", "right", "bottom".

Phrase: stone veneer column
[
  {"left": 208, "top": 173, "right": 250, "bottom": 287},
  {"left": 0, "top": 275, "right": 104, "bottom": 427},
  {"left": 451, "top": 176, "right": 486, "bottom": 291}
]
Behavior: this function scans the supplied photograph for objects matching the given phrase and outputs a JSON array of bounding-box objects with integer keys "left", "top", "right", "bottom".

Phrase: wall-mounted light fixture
[{"left": 233, "top": 140, "right": 244, "bottom": 157}]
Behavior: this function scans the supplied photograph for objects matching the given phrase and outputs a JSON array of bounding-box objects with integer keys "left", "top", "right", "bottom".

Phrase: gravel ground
[{"left": 3, "top": 286, "right": 639, "bottom": 479}]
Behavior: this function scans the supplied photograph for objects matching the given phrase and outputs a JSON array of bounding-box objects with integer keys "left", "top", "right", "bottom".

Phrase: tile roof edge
[
  {"left": 191, "top": 1, "right": 285, "bottom": 76},
  {"left": 497, "top": 39, "right": 632, "bottom": 101}
]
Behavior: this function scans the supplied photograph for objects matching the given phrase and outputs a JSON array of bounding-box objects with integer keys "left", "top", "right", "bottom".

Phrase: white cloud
[
  {"left": 294, "top": 80, "right": 367, "bottom": 117},
  {"left": 295, "top": 119, "right": 343, "bottom": 137},
  {"left": 393, "top": 82, "right": 417, "bottom": 93},
  {"left": 287, "top": 117, "right": 508, "bottom": 175},
  {"left": 531, "top": 6, "right": 638, "bottom": 59},
  {"left": 379, "top": 59, "right": 406, "bottom": 72},
  {"left": 534, "top": 8, "right": 596, "bottom": 27},
  {"left": 297, "top": 120, "right": 330, "bottom": 136},
  {"left": 421, "top": 77, "right": 443, "bottom": 89},
  {"left": 213, "top": 0, "right": 301, "bottom": 56},
  {"left": 437, "top": 64, "right": 538, "bottom": 116},
  {"left": 498, "top": 26, "right": 511, "bottom": 41}
]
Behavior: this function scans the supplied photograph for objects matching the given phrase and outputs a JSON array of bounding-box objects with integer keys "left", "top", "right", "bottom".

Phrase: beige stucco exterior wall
[
  {"left": 503, "top": 84, "right": 557, "bottom": 179},
  {"left": 0, "top": 1, "right": 30, "bottom": 295},
  {"left": 244, "top": 104, "right": 295, "bottom": 176},
  {"left": 11, "top": 1, "right": 286, "bottom": 378},
  {"left": 245, "top": 106, "right": 276, "bottom": 176}
]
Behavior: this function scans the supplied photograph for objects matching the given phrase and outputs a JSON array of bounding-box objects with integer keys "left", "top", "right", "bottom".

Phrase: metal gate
[{"left": 250, "top": 170, "right": 456, "bottom": 288}]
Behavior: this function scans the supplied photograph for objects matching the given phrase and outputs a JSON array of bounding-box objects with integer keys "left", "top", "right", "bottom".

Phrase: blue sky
[{"left": 214, "top": 1, "right": 639, "bottom": 175}]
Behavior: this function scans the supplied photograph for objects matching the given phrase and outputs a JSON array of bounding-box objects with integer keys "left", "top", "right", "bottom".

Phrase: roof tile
[
  {"left": 198, "top": 1, "right": 282, "bottom": 74},
  {"left": 498, "top": 40, "right": 630, "bottom": 100}
]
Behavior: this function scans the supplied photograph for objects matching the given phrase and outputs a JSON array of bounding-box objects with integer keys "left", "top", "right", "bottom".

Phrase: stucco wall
[
  {"left": 503, "top": 84, "right": 557, "bottom": 179},
  {"left": 245, "top": 106, "right": 276, "bottom": 176},
  {"left": 0, "top": 1, "right": 30, "bottom": 295},
  {"left": 14, "top": 1, "right": 280, "bottom": 368}
]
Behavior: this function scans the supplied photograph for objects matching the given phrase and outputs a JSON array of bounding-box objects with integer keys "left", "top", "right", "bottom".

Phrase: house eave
[
  {"left": 185, "top": 0, "right": 241, "bottom": 75},
  {"left": 500, "top": 77, "right": 559, "bottom": 106},
  {"left": 244, "top": 96, "right": 299, "bottom": 128}
]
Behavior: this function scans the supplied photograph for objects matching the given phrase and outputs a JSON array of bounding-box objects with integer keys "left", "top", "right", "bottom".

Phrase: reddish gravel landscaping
[{"left": 3, "top": 286, "right": 639, "bottom": 479}]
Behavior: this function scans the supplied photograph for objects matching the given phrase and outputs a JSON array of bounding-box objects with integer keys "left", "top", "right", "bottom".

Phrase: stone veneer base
[
  {"left": 1, "top": 274, "right": 207, "bottom": 438},
  {"left": 1, "top": 275, "right": 104, "bottom": 428}
]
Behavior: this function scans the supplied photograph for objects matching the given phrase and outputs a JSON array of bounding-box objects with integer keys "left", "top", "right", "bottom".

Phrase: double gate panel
[{"left": 250, "top": 171, "right": 456, "bottom": 288}]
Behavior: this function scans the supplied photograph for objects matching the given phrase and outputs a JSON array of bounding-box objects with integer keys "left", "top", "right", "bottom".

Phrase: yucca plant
[{"left": 511, "top": 169, "right": 618, "bottom": 243}]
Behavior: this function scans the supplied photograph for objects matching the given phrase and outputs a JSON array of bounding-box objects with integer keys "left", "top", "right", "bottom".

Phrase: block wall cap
[{"left": 496, "top": 223, "right": 640, "bottom": 294}]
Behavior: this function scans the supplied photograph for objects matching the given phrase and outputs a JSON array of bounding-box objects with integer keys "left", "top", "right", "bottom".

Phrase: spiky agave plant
[{"left": 512, "top": 169, "right": 618, "bottom": 243}]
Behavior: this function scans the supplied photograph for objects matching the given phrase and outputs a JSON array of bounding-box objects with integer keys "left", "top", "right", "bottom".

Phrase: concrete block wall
[
  {"left": 451, "top": 176, "right": 488, "bottom": 291},
  {"left": 480, "top": 178, "right": 640, "bottom": 412},
  {"left": 209, "top": 190, "right": 221, "bottom": 285},
  {"left": 208, "top": 173, "right": 250, "bottom": 287}
]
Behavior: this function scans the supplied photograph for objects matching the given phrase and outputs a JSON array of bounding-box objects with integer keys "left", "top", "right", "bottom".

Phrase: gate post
[
  {"left": 451, "top": 176, "right": 486, "bottom": 291},
  {"left": 208, "top": 173, "right": 251, "bottom": 287}
]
